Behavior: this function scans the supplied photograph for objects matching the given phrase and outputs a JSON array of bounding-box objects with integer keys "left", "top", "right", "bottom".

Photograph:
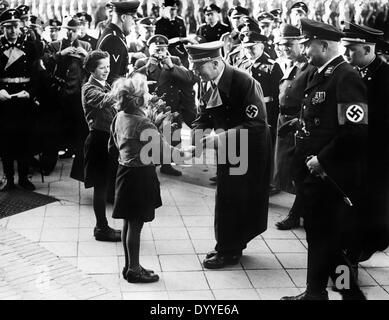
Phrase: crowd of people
[{"left": 0, "top": 0, "right": 389, "bottom": 299}]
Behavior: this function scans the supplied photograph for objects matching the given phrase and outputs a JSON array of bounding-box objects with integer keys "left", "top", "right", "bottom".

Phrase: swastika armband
[
  {"left": 338, "top": 103, "right": 368, "bottom": 125},
  {"left": 245, "top": 105, "right": 259, "bottom": 119}
]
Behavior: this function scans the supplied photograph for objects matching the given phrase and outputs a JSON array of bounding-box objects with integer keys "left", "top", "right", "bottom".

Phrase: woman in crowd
[
  {"left": 82, "top": 50, "right": 121, "bottom": 242},
  {"left": 108, "top": 74, "right": 193, "bottom": 283}
]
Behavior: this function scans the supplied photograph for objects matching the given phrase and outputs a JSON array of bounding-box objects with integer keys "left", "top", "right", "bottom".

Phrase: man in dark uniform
[
  {"left": 155, "top": 0, "right": 187, "bottom": 67},
  {"left": 342, "top": 23, "right": 389, "bottom": 268},
  {"left": 240, "top": 31, "right": 283, "bottom": 159},
  {"left": 289, "top": 1, "right": 308, "bottom": 28},
  {"left": 196, "top": 4, "right": 230, "bottom": 42},
  {"left": 47, "top": 18, "right": 62, "bottom": 43},
  {"left": 43, "top": 19, "right": 91, "bottom": 160},
  {"left": 134, "top": 34, "right": 196, "bottom": 176},
  {"left": 75, "top": 12, "right": 98, "bottom": 50},
  {"left": 186, "top": 41, "right": 271, "bottom": 269},
  {"left": 97, "top": 1, "right": 140, "bottom": 85},
  {"left": 282, "top": 19, "right": 368, "bottom": 300},
  {"left": 96, "top": 2, "right": 113, "bottom": 39},
  {"left": 222, "top": 6, "right": 249, "bottom": 64},
  {"left": 274, "top": 24, "right": 315, "bottom": 230},
  {"left": 0, "top": 9, "right": 39, "bottom": 191},
  {"left": 256, "top": 12, "right": 278, "bottom": 60}
]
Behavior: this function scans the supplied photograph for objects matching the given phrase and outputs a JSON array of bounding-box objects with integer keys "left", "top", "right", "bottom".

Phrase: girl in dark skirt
[
  {"left": 82, "top": 50, "right": 121, "bottom": 242},
  {"left": 108, "top": 74, "right": 194, "bottom": 283}
]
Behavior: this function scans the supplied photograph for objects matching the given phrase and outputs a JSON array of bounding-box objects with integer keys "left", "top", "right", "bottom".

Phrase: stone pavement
[{"left": 1, "top": 159, "right": 389, "bottom": 300}]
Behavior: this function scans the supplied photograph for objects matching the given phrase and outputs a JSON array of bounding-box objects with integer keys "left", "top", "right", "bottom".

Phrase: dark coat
[
  {"left": 79, "top": 34, "right": 98, "bottom": 50},
  {"left": 273, "top": 59, "right": 315, "bottom": 193},
  {"left": 97, "top": 23, "right": 129, "bottom": 85},
  {"left": 358, "top": 56, "right": 389, "bottom": 256},
  {"left": 244, "top": 53, "right": 284, "bottom": 144},
  {"left": 294, "top": 55, "right": 368, "bottom": 248},
  {"left": 196, "top": 21, "right": 231, "bottom": 42},
  {"left": 192, "top": 63, "right": 271, "bottom": 254},
  {"left": 134, "top": 56, "right": 196, "bottom": 125},
  {"left": 0, "top": 35, "right": 39, "bottom": 157}
]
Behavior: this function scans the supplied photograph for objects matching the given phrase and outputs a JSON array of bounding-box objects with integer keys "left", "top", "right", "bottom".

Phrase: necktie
[{"left": 203, "top": 81, "right": 223, "bottom": 109}]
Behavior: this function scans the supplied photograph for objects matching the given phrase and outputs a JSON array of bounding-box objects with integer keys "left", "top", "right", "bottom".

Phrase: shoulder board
[
  {"left": 156, "top": 17, "right": 163, "bottom": 22},
  {"left": 176, "top": 16, "right": 184, "bottom": 21},
  {"left": 220, "top": 23, "right": 229, "bottom": 27},
  {"left": 199, "top": 23, "right": 206, "bottom": 27},
  {"left": 325, "top": 60, "right": 347, "bottom": 76}
]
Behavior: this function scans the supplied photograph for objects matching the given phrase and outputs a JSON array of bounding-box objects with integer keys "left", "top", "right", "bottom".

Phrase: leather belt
[
  {"left": 0, "top": 77, "right": 31, "bottom": 84},
  {"left": 264, "top": 96, "right": 274, "bottom": 103}
]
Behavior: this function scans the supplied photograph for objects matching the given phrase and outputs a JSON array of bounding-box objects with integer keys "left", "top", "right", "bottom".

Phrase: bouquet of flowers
[{"left": 144, "top": 91, "right": 181, "bottom": 132}]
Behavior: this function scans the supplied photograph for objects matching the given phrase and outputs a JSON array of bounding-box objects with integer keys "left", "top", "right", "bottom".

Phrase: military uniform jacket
[
  {"left": 79, "top": 34, "right": 98, "bottom": 50},
  {"left": 196, "top": 21, "right": 231, "bottom": 42},
  {"left": 279, "top": 58, "right": 315, "bottom": 116},
  {"left": 295, "top": 55, "right": 368, "bottom": 193},
  {"left": 245, "top": 53, "right": 283, "bottom": 132},
  {"left": 134, "top": 56, "right": 194, "bottom": 113},
  {"left": 155, "top": 16, "right": 186, "bottom": 39},
  {"left": 192, "top": 63, "right": 272, "bottom": 252},
  {"left": 97, "top": 23, "right": 129, "bottom": 85}
]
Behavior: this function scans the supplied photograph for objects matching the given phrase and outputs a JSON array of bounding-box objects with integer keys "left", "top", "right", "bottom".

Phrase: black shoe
[
  {"left": 18, "top": 179, "right": 36, "bottom": 191},
  {"left": 160, "top": 164, "right": 182, "bottom": 176},
  {"left": 206, "top": 250, "right": 218, "bottom": 259},
  {"left": 203, "top": 253, "right": 241, "bottom": 269},
  {"left": 275, "top": 212, "right": 300, "bottom": 230},
  {"left": 94, "top": 226, "right": 121, "bottom": 242},
  {"left": 0, "top": 179, "right": 15, "bottom": 192},
  {"left": 126, "top": 267, "right": 159, "bottom": 283},
  {"left": 281, "top": 290, "right": 329, "bottom": 300},
  {"left": 122, "top": 266, "right": 154, "bottom": 280}
]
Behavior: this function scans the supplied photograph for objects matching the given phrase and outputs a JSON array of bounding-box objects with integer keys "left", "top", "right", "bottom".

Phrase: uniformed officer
[
  {"left": 221, "top": 5, "right": 249, "bottom": 62},
  {"left": 289, "top": 1, "right": 308, "bottom": 28},
  {"left": 342, "top": 23, "right": 389, "bottom": 265},
  {"left": 256, "top": 12, "right": 278, "bottom": 60},
  {"left": 134, "top": 17, "right": 155, "bottom": 57},
  {"left": 97, "top": 1, "right": 140, "bottom": 85},
  {"left": 96, "top": 2, "right": 113, "bottom": 39},
  {"left": 134, "top": 34, "right": 196, "bottom": 176},
  {"left": 281, "top": 19, "right": 368, "bottom": 300},
  {"left": 186, "top": 41, "right": 271, "bottom": 269},
  {"left": 273, "top": 24, "right": 315, "bottom": 230},
  {"left": 0, "top": 9, "right": 39, "bottom": 191},
  {"left": 75, "top": 12, "right": 98, "bottom": 50},
  {"left": 196, "top": 4, "right": 230, "bottom": 43},
  {"left": 155, "top": 0, "right": 187, "bottom": 65},
  {"left": 241, "top": 31, "right": 283, "bottom": 152},
  {"left": 47, "top": 18, "right": 62, "bottom": 43}
]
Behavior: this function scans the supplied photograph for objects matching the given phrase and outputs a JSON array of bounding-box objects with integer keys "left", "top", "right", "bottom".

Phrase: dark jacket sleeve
[{"left": 318, "top": 69, "right": 368, "bottom": 169}]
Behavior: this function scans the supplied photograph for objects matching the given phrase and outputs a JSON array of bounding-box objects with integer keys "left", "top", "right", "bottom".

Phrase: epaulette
[
  {"left": 176, "top": 16, "right": 184, "bottom": 21},
  {"left": 220, "top": 22, "right": 229, "bottom": 27},
  {"left": 199, "top": 23, "right": 206, "bottom": 28},
  {"left": 155, "top": 17, "right": 163, "bottom": 22}
]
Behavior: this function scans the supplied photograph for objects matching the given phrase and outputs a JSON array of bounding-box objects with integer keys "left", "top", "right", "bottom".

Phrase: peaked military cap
[
  {"left": 256, "top": 12, "right": 275, "bottom": 24},
  {"left": 0, "top": 0, "right": 10, "bottom": 13},
  {"left": 270, "top": 8, "right": 282, "bottom": 18},
  {"left": 228, "top": 6, "right": 249, "bottom": 19},
  {"left": 237, "top": 16, "right": 261, "bottom": 34},
  {"left": 29, "top": 15, "right": 44, "bottom": 29},
  {"left": 291, "top": 2, "right": 308, "bottom": 14},
  {"left": 240, "top": 31, "right": 268, "bottom": 47},
  {"left": 48, "top": 18, "right": 62, "bottom": 29},
  {"left": 111, "top": 1, "right": 140, "bottom": 15},
  {"left": 299, "top": 19, "right": 344, "bottom": 43},
  {"left": 342, "top": 22, "right": 384, "bottom": 45},
  {"left": 186, "top": 40, "right": 224, "bottom": 66},
  {"left": 147, "top": 34, "right": 168, "bottom": 47},
  {"left": 76, "top": 12, "right": 92, "bottom": 24},
  {"left": 204, "top": 4, "right": 221, "bottom": 14},
  {"left": 0, "top": 8, "right": 20, "bottom": 25},
  {"left": 278, "top": 23, "right": 303, "bottom": 44},
  {"left": 138, "top": 17, "right": 155, "bottom": 28},
  {"left": 63, "top": 18, "right": 81, "bottom": 30},
  {"left": 16, "top": 4, "right": 29, "bottom": 19},
  {"left": 162, "top": 0, "right": 180, "bottom": 8}
]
